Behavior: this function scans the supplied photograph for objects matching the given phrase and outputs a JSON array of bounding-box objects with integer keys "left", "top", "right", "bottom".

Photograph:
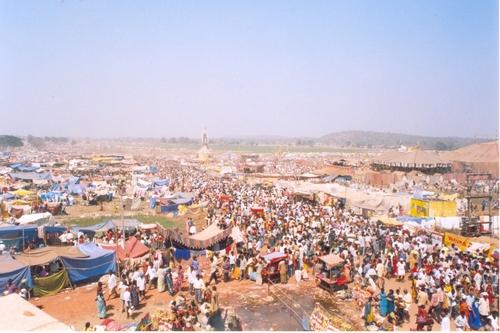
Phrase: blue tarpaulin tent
[
  {"left": 72, "top": 219, "right": 141, "bottom": 236},
  {"left": 0, "top": 225, "right": 39, "bottom": 250},
  {"left": 160, "top": 204, "right": 179, "bottom": 213},
  {"left": 9, "top": 172, "right": 52, "bottom": 181},
  {"left": 61, "top": 243, "right": 116, "bottom": 283},
  {"left": 0, "top": 254, "right": 33, "bottom": 292},
  {"left": 43, "top": 226, "right": 67, "bottom": 236},
  {"left": 39, "top": 191, "right": 62, "bottom": 202}
]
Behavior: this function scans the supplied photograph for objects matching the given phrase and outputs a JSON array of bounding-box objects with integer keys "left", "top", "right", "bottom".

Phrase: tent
[
  {"left": 61, "top": 243, "right": 116, "bottom": 283},
  {"left": 100, "top": 236, "right": 149, "bottom": 261},
  {"left": 442, "top": 141, "right": 499, "bottom": 164},
  {"left": 17, "top": 212, "right": 53, "bottom": 225},
  {"left": 0, "top": 224, "right": 39, "bottom": 250},
  {"left": 0, "top": 254, "right": 33, "bottom": 293},
  {"left": 163, "top": 223, "right": 234, "bottom": 250},
  {"left": 74, "top": 219, "right": 141, "bottom": 235},
  {"left": 16, "top": 246, "right": 87, "bottom": 297},
  {"left": 0, "top": 293, "right": 71, "bottom": 331},
  {"left": 16, "top": 246, "right": 87, "bottom": 266}
]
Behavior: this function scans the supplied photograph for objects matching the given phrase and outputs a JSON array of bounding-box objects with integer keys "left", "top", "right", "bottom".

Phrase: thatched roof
[
  {"left": 441, "top": 141, "right": 499, "bottom": 163},
  {"left": 373, "top": 150, "right": 451, "bottom": 168}
]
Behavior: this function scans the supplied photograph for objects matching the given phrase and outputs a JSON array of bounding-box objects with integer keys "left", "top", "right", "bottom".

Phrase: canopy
[
  {"left": 318, "top": 254, "right": 344, "bottom": 268},
  {"left": 0, "top": 225, "right": 39, "bottom": 250},
  {"left": 100, "top": 236, "right": 149, "bottom": 261},
  {"left": 0, "top": 293, "right": 71, "bottom": 331},
  {"left": 16, "top": 246, "right": 87, "bottom": 266},
  {"left": 163, "top": 223, "right": 234, "bottom": 250},
  {"left": 373, "top": 150, "right": 451, "bottom": 168},
  {"left": 61, "top": 243, "right": 116, "bottom": 283},
  {"left": 442, "top": 141, "right": 499, "bottom": 163},
  {"left": 74, "top": 219, "right": 141, "bottom": 234},
  {"left": 17, "top": 212, "right": 53, "bottom": 225},
  {"left": 0, "top": 254, "right": 33, "bottom": 292}
]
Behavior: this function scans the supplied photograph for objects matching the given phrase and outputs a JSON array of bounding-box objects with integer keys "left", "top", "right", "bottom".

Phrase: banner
[
  {"left": 443, "top": 232, "right": 471, "bottom": 251},
  {"left": 410, "top": 199, "right": 428, "bottom": 218}
]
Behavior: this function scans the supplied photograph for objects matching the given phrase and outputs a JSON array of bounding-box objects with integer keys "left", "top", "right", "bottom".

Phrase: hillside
[{"left": 318, "top": 131, "right": 492, "bottom": 150}]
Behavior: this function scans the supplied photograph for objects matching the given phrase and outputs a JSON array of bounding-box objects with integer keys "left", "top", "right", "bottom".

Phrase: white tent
[
  {"left": 16, "top": 212, "right": 53, "bottom": 225},
  {"left": 0, "top": 293, "right": 72, "bottom": 331}
]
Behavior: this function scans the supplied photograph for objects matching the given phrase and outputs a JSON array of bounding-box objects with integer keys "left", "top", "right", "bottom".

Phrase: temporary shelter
[
  {"left": 0, "top": 253, "right": 33, "bottom": 293},
  {"left": 163, "top": 223, "right": 234, "bottom": 250},
  {"left": 73, "top": 219, "right": 141, "bottom": 236},
  {"left": 0, "top": 224, "right": 39, "bottom": 250},
  {"left": 16, "top": 212, "right": 54, "bottom": 225},
  {"left": 372, "top": 150, "right": 451, "bottom": 173},
  {"left": 16, "top": 246, "right": 87, "bottom": 297},
  {"left": 100, "top": 236, "right": 149, "bottom": 261},
  {"left": 0, "top": 293, "right": 72, "bottom": 331},
  {"left": 61, "top": 243, "right": 116, "bottom": 283},
  {"left": 441, "top": 141, "right": 499, "bottom": 176}
]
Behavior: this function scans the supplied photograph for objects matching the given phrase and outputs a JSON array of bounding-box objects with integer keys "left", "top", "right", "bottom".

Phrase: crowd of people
[
  {"left": 6, "top": 160, "right": 494, "bottom": 331},
  {"left": 127, "top": 163, "right": 498, "bottom": 331}
]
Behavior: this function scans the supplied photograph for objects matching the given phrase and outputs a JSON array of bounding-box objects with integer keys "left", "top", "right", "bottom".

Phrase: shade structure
[
  {"left": 0, "top": 253, "right": 33, "bottom": 293},
  {"left": 60, "top": 243, "right": 116, "bottom": 283},
  {"left": 373, "top": 150, "right": 451, "bottom": 169},
  {"left": 442, "top": 140, "right": 499, "bottom": 163},
  {"left": 100, "top": 236, "right": 149, "bottom": 261},
  {"left": 318, "top": 254, "right": 345, "bottom": 268}
]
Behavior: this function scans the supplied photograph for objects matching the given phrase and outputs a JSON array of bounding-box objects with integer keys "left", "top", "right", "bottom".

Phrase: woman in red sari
[{"left": 392, "top": 252, "right": 399, "bottom": 278}]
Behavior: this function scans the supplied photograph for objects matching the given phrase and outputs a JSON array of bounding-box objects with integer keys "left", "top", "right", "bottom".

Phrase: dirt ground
[{"left": 30, "top": 255, "right": 363, "bottom": 331}]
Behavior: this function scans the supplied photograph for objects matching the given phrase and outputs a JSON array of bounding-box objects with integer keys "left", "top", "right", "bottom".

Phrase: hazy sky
[{"left": 0, "top": 0, "right": 498, "bottom": 138}]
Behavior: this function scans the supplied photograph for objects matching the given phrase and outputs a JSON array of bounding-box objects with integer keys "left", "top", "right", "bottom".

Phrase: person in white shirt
[
  {"left": 440, "top": 312, "right": 450, "bottom": 331},
  {"left": 455, "top": 312, "right": 469, "bottom": 331},
  {"left": 136, "top": 273, "right": 146, "bottom": 297},
  {"left": 397, "top": 259, "right": 406, "bottom": 281},
  {"left": 146, "top": 263, "right": 158, "bottom": 289},
  {"left": 376, "top": 260, "right": 385, "bottom": 278},
  {"left": 123, "top": 287, "right": 132, "bottom": 318},
  {"left": 193, "top": 275, "right": 205, "bottom": 304},
  {"left": 188, "top": 268, "right": 197, "bottom": 294},
  {"left": 478, "top": 292, "right": 490, "bottom": 320},
  {"left": 107, "top": 271, "right": 117, "bottom": 300}
]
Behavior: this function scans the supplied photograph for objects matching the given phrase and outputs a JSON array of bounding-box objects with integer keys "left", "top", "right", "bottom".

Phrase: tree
[
  {"left": 0, "top": 135, "right": 23, "bottom": 148},
  {"left": 434, "top": 141, "right": 450, "bottom": 151}
]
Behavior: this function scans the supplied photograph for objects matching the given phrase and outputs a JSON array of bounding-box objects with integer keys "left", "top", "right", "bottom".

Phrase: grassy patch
[{"left": 61, "top": 214, "right": 178, "bottom": 229}]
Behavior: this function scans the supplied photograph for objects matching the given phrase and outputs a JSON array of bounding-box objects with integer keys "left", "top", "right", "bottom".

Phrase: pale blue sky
[{"left": 0, "top": 0, "right": 498, "bottom": 138}]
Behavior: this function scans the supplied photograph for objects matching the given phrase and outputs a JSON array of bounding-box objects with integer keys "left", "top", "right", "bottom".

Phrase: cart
[{"left": 315, "top": 253, "right": 348, "bottom": 292}]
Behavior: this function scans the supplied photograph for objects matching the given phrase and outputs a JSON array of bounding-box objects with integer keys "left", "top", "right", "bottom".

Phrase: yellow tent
[{"left": 12, "top": 189, "right": 34, "bottom": 196}]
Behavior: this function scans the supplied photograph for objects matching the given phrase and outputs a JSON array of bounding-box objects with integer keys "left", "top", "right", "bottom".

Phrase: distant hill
[
  {"left": 0, "top": 135, "right": 23, "bottom": 148},
  {"left": 318, "top": 131, "right": 492, "bottom": 150}
]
